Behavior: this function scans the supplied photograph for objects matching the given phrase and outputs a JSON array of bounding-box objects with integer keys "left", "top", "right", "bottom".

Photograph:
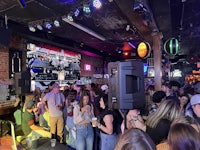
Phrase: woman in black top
[{"left": 95, "top": 94, "right": 117, "bottom": 150}]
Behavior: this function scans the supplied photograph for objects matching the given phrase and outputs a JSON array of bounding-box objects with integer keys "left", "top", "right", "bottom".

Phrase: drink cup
[
  {"left": 16, "top": 136, "right": 22, "bottom": 142},
  {"left": 92, "top": 117, "right": 97, "bottom": 127},
  {"left": 50, "top": 139, "right": 56, "bottom": 147}
]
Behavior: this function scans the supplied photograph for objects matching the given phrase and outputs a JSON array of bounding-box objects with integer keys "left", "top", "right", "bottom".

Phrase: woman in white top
[{"left": 73, "top": 90, "right": 94, "bottom": 150}]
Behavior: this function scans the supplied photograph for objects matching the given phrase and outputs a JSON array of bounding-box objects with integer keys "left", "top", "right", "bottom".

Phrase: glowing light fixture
[
  {"left": 58, "top": 72, "right": 65, "bottom": 81},
  {"left": 29, "top": 26, "right": 36, "bottom": 32},
  {"left": 116, "top": 48, "right": 123, "bottom": 54},
  {"left": 171, "top": 69, "right": 182, "bottom": 77},
  {"left": 36, "top": 24, "right": 43, "bottom": 30},
  {"left": 83, "top": 4, "right": 91, "bottom": 14},
  {"left": 164, "top": 38, "right": 179, "bottom": 55},
  {"left": 74, "top": 8, "right": 80, "bottom": 17},
  {"left": 45, "top": 22, "right": 52, "bottom": 30},
  {"left": 93, "top": 0, "right": 102, "bottom": 9},
  {"left": 124, "top": 52, "right": 129, "bottom": 56},
  {"left": 54, "top": 20, "right": 60, "bottom": 27},
  {"left": 128, "top": 41, "right": 136, "bottom": 49},
  {"left": 67, "top": 14, "right": 74, "bottom": 22},
  {"left": 137, "top": 42, "right": 151, "bottom": 58}
]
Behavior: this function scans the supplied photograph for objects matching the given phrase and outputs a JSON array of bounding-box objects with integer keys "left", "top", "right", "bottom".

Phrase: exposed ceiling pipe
[{"left": 62, "top": 16, "right": 106, "bottom": 41}]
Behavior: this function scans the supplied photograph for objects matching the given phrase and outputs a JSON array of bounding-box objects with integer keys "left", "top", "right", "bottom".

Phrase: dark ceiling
[
  {"left": 0, "top": 0, "right": 200, "bottom": 62},
  {"left": 150, "top": 0, "right": 200, "bottom": 60}
]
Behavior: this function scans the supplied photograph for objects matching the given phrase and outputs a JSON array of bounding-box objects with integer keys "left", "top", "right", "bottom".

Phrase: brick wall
[
  {"left": 0, "top": 46, "right": 9, "bottom": 80},
  {"left": 0, "top": 34, "right": 27, "bottom": 81}
]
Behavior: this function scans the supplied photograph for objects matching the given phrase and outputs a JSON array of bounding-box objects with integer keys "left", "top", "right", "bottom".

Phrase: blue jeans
[
  {"left": 65, "top": 116, "right": 76, "bottom": 148},
  {"left": 100, "top": 132, "right": 116, "bottom": 150},
  {"left": 76, "top": 124, "right": 94, "bottom": 150}
]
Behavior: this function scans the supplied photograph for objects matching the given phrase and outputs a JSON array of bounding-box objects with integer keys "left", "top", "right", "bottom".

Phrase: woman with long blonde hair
[
  {"left": 126, "top": 100, "right": 182, "bottom": 144},
  {"left": 145, "top": 100, "right": 181, "bottom": 144}
]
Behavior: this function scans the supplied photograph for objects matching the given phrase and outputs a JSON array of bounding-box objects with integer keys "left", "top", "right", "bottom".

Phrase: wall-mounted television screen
[{"left": 143, "top": 63, "right": 148, "bottom": 76}]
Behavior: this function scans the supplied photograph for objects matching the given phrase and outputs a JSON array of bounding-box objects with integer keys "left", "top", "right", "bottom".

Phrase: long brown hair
[
  {"left": 79, "top": 90, "right": 91, "bottom": 108},
  {"left": 168, "top": 123, "right": 200, "bottom": 150},
  {"left": 114, "top": 128, "right": 156, "bottom": 150}
]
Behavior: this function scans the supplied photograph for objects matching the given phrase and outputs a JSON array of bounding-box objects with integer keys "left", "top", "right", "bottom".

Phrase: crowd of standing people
[{"left": 17, "top": 80, "right": 200, "bottom": 150}]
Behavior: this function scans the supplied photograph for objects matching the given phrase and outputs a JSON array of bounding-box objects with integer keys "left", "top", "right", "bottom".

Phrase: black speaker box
[
  {"left": 14, "top": 70, "right": 31, "bottom": 95},
  {"left": 0, "top": 27, "right": 12, "bottom": 47},
  {"left": 108, "top": 60, "right": 145, "bottom": 110}
]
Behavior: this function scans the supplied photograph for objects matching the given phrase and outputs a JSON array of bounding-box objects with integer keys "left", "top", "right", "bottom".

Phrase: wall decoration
[
  {"left": 137, "top": 42, "right": 151, "bottom": 58},
  {"left": 164, "top": 38, "right": 179, "bottom": 55},
  {"left": 9, "top": 49, "right": 22, "bottom": 78}
]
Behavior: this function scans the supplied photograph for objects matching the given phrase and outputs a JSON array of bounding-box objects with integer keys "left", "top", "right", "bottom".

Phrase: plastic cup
[
  {"left": 50, "top": 139, "right": 56, "bottom": 147},
  {"left": 92, "top": 117, "right": 97, "bottom": 127},
  {"left": 16, "top": 136, "right": 22, "bottom": 142}
]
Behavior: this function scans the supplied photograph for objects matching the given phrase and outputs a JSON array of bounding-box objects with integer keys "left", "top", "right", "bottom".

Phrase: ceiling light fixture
[
  {"left": 62, "top": 16, "right": 106, "bottom": 41},
  {"left": 128, "top": 41, "right": 136, "bottom": 49},
  {"left": 36, "top": 24, "right": 43, "bottom": 30},
  {"left": 74, "top": 8, "right": 80, "bottom": 17},
  {"left": 45, "top": 22, "right": 52, "bottom": 30},
  {"left": 93, "top": 0, "right": 102, "bottom": 9},
  {"left": 83, "top": 4, "right": 91, "bottom": 14},
  {"left": 118, "top": 49, "right": 123, "bottom": 54},
  {"left": 67, "top": 14, "right": 74, "bottom": 22},
  {"left": 54, "top": 20, "right": 60, "bottom": 27},
  {"left": 29, "top": 26, "right": 36, "bottom": 32}
]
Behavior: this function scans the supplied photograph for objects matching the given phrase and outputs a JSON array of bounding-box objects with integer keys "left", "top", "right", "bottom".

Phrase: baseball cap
[
  {"left": 52, "top": 83, "right": 60, "bottom": 88},
  {"left": 26, "top": 100, "right": 36, "bottom": 109},
  {"left": 190, "top": 94, "right": 200, "bottom": 105},
  {"left": 76, "top": 80, "right": 84, "bottom": 86},
  {"left": 101, "top": 84, "right": 108, "bottom": 91}
]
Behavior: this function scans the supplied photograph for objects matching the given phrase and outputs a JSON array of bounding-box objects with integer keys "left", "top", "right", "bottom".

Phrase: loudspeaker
[
  {"left": 14, "top": 70, "right": 31, "bottom": 95},
  {"left": 108, "top": 60, "right": 145, "bottom": 110},
  {"left": 0, "top": 27, "right": 12, "bottom": 47}
]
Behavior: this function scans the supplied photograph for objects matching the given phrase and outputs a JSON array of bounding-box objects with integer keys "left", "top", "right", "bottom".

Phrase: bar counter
[{"left": 0, "top": 100, "right": 17, "bottom": 116}]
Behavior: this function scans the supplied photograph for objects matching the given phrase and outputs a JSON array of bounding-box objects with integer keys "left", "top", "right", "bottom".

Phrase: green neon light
[{"left": 170, "top": 39, "right": 173, "bottom": 54}]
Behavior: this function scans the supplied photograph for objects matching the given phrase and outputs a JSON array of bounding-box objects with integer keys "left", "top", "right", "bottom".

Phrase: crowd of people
[{"left": 15, "top": 80, "right": 200, "bottom": 150}]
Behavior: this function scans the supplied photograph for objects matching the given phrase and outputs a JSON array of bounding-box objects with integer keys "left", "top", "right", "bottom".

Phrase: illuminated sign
[
  {"left": 84, "top": 64, "right": 91, "bottom": 71},
  {"left": 171, "top": 69, "right": 182, "bottom": 77},
  {"left": 137, "top": 42, "right": 151, "bottom": 58}
]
